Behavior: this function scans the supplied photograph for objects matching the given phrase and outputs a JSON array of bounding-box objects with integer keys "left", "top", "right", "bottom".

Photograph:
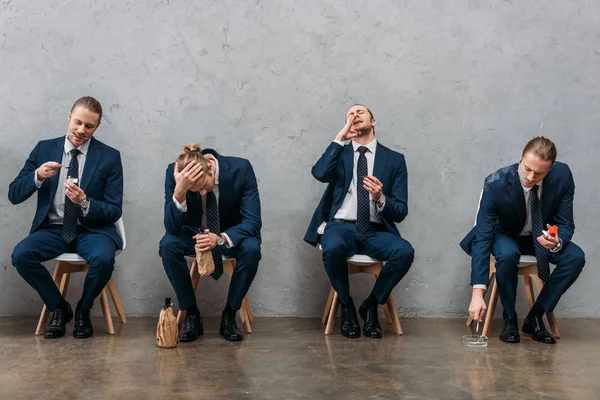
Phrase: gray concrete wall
[{"left": 1, "top": 0, "right": 599, "bottom": 318}]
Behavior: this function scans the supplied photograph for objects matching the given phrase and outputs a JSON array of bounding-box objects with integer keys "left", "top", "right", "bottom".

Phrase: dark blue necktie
[
  {"left": 531, "top": 185, "right": 550, "bottom": 282},
  {"left": 62, "top": 149, "right": 80, "bottom": 243},
  {"left": 206, "top": 191, "right": 223, "bottom": 280},
  {"left": 356, "top": 146, "right": 370, "bottom": 233}
]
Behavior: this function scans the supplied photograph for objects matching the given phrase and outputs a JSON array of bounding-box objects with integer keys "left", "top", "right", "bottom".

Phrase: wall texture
[{"left": 1, "top": 0, "right": 599, "bottom": 317}]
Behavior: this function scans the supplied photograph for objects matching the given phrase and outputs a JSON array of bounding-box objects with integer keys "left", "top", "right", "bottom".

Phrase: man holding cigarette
[
  {"left": 304, "top": 104, "right": 414, "bottom": 339},
  {"left": 9, "top": 96, "right": 123, "bottom": 339},
  {"left": 159, "top": 144, "right": 261, "bottom": 342},
  {"left": 461, "top": 137, "right": 585, "bottom": 344}
]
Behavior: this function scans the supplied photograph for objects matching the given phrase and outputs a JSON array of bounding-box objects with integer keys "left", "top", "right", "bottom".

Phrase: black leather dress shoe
[
  {"left": 44, "top": 303, "right": 73, "bottom": 339},
  {"left": 522, "top": 315, "right": 556, "bottom": 344},
  {"left": 359, "top": 300, "right": 382, "bottom": 338},
  {"left": 73, "top": 304, "right": 94, "bottom": 339},
  {"left": 220, "top": 312, "right": 244, "bottom": 341},
  {"left": 179, "top": 312, "right": 203, "bottom": 342},
  {"left": 499, "top": 314, "right": 520, "bottom": 343},
  {"left": 340, "top": 300, "right": 361, "bottom": 339}
]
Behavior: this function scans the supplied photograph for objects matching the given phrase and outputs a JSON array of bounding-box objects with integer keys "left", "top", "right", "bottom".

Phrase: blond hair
[
  {"left": 176, "top": 144, "right": 209, "bottom": 172},
  {"left": 522, "top": 136, "right": 557, "bottom": 163}
]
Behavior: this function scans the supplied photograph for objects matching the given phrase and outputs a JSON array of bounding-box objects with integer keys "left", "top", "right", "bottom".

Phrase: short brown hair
[
  {"left": 176, "top": 144, "right": 209, "bottom": 173},
  {"left": 71, "top": 96, "right": 103, "bottom": 124},
  {"left": 522, "top": 136, "right": 557, "bottom": 163}
]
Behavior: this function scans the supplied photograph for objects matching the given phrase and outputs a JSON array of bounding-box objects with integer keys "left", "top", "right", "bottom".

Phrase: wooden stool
[
  {"left": 35, "top": 262, "right": 127, "bottom": 335},
  {"left": 177, "top": 256, "right": 254, "bottom": 333},
  {"left": 322, "top": 256, "right": 403, "bottom": 335},
  {"left": 466, "top": 255, "right": 560, "bottom": 338}
]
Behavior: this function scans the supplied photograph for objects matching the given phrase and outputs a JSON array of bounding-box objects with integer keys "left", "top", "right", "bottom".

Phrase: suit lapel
[
  {"left": 541, "top": 173, "right": 555, "bottom": 221},
  {"left": 80, "top": 138, "right": 99, "bottom": 193},
  {"left": 373, "top": 143, "right": 388, "bottom": 179},
  {"left": 49, "top": 137, "right": 65, "bottom": 202},
  {"left": 342, "top": 144, "right": 354, "bottom": 193},
  {"left": 507, "top": 165, "right": 526, "bottom": 226}
]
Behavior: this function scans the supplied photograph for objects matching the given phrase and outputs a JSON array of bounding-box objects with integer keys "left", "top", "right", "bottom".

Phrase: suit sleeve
[
  {"left": 311, "top": 142, "right": 344, "bottom": 183},
  {"left": 380, "top": 154, "right": 409, "bottom": 223},
  {"left": 223, "top": 162, "right": 261, "bottom": 245},
  {"left": 554, "top": 168, "right": 575, "bottom": 248},
  {"left": 81, "top": 151, "right": 123, "bottom": 223},
  {"left": 163, "top": 164, "right": 186, "bottom": 235},
  {"left": 8, "top": 142, "right": 42, "bottom": 205},
  {"left": 470, "top": 184, "right": 498, "bottom": 286}
]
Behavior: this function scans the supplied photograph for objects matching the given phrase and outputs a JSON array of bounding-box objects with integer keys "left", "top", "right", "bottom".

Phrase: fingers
[
  {"left": 478, "top": 307, "right": 487, "bottom": 322},
  {"left": 181, "top": 160, "right": 197, "bottom": 174},
  {"left": 189, "top": 163, "right": 205, "bottom": 181},
  {"left": 46, "top": 162, "right": 62, "bottom": 169}
]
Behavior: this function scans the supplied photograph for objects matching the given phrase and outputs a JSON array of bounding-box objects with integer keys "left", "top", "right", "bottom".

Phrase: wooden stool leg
[
  {"left": 383, "top": 301, "right": 393, "bottom": 324},
  {"left": 106, "top": 278, "right": 127, "bottom": 324},
  {"left": 176, "top": 310, "right": 186, "bottom": 331},
  {"left": 524, "top": 275, "right": 536, "bottom": 309},
  {"left": 325, "top": 291, "right": 339, "bottom": 335},
  {"left": 99, "top": 288, "right": 115, "bottom": 334},
  {"left": 532, "top": 275, "right": 560, "bottom": 338},
  {"left": 386, "top": 296, "right": 403, "bottom": 335},
  {"left": 36, "top": 263, "right": 64, "bottom": 335},
  {"left": 322, "top": 288, "right": 335, "bottom": 324},
  {"left": 239, "top": 303, "right": 252, "bottom": 334},
  {"left": 243, "top": 297, "right": 254, "bottom": 322},
  {"left": 482, "top": 273, "right": 498, "bottom": 337}
]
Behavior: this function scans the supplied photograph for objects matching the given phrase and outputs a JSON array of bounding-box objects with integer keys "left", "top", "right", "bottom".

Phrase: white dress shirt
[
  {"left": 34, "top": 134, "right": 90, "bottom": 225},
  {"left": 333, "top": 138, "right": 385, "bottom": 223},
  {"left": 473, "top": 181, "right": 543, "bottom": 290},
  {"left": 173, "top": 159, "right": 233, "bottom": 247}
]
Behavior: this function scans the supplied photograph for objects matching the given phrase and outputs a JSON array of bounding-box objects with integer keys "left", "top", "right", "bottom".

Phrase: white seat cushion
[
  {"left": 316, "top": 244, "right": 382, "bottom": 265},
  {"left": 491, "top": 254, "right": 538, "bottom": 266},
  {"left": 55, "top": 249, "right": 122, "bottom": 263}
]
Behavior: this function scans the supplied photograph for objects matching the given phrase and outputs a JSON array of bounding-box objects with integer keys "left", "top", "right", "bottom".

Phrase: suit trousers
[
  {"left": 11, "top": 225, "right": 117, "bottom": 311},
  {"left": 492, "top": 233, "right": 585, "bottom": 316},
  {"left": 320, "top": 221, "right": 414, "bottom": 305},
  {"left": 159, "top": 233, "right": 261, "bottom": 311}
]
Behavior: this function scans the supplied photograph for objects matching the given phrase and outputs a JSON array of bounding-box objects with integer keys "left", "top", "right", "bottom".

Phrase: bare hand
[
  {"left": 36, "top": 162, "right": 62, "bottom": 180},
  {"left": 363, "top": 176, "right": 383, "bottom": 201},
  {"left": 468, "top": 290, "right": 487, "bottom": 322},
  {"left": 64, "top": 181, "right": 87, "bottom": 204},
  {"left": 537, "top": 223, "right": 560, "bottom": 249},
  {"left": 335, "top": 115, "right": 359, "bottom": 142},
  {"left": 174, "top": 160, "right": 205, "bottom": 194},
  {"left": 194, "top": 232, "right": 218, "bottom": 252}
]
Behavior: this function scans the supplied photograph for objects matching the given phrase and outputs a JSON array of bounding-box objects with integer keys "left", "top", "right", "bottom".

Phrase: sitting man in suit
[
  {"left": 461, "top": 137, "right": 585, "bottom": 344},
  {"left": 159, "top": 144, "right": 261, "bottom": 342},
  {"left": 9, "top": 96, "right": 123, "bottom": 339},
  {"left": 304, "top": 104, "right": 415, "bottom": 339}
]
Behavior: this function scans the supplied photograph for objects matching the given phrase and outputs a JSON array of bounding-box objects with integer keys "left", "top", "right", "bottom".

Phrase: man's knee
[
  {"left": 11, "top": 242, "right": 34, "bottom": 272},
  {"left": 388, "top": 240, "right": 415, "bottom": 266},
  {"left": 87, "top": 252, "right": 115, "bottom": 273},
  {"left": 239, "top": 238, "right": 261, "bottom": 264},
  {"left": 495, "top": 250, "right": 521, "bottom": 267},
  {"left": 563, "top": 243, "right": 586, "bottom": 273},
  {"left": 321, "top": 234, "right": 351, "bottom": 261},
  {"left": 159, "top": 234, "right": 186, "bottom": 259}
]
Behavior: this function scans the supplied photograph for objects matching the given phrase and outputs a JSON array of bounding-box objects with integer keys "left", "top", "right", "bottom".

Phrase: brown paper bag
[
  {"left": 157, "top": 297, "right": 178, "bottom": 349},
  {"left": 197, "top": 249, "right": 215, "bottom": 276}
]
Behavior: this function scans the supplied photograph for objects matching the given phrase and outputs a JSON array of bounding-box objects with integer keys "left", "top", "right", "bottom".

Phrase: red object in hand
[{"left": 548, "top": 225, "right": 558, "bottom": 237}]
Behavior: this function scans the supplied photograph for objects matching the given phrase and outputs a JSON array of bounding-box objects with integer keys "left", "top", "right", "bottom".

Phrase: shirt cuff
[
  {"left": 472, "top": 284, "right": 487, "bottom": 290},
  {"left": 333, "top": 140, "right": 344, "bottom": 146},
  {"left": 172, "top": 195, "right": 187, "bottom": 212},
  {"left": 34, "top": 170, "right": 44, "bottom": 188},
  {"left": 375, "top": 194, "right": 386, "bottom": 212},
  {"left": 222, "top": 233, "right": 234, "bottom": 248}
]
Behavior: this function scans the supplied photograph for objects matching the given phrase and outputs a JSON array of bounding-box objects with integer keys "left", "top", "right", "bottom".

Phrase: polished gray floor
[{"left": 1, "top": 317, "right": 599, "bottom": 399}]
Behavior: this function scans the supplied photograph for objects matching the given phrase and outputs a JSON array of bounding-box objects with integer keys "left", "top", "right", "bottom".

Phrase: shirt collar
[
  {"left": 64, "top": 134, "right": 90, "bottom": 156},
  {"left": 352, "top": 138, "right": 377, "bottom": 154},
  {"left": 213, "top": 158, "right": 220, "bottom": 185},
  {"left": 521, "top": 180, "right": 543, "bottom": 193}
]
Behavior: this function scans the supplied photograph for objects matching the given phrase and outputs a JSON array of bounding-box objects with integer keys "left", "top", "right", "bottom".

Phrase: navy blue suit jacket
[
  {"left": 460, "top": 162, "right": 575, "bottom": 286},
  {"left": 163, "top": 149, "right": 261, "bottom": 245},
  {"left": 8, "top": 136, "right": 124, "bottom": 248},
  {"left": 304, "top": 141, "right": 409, "bottom": 246}
]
